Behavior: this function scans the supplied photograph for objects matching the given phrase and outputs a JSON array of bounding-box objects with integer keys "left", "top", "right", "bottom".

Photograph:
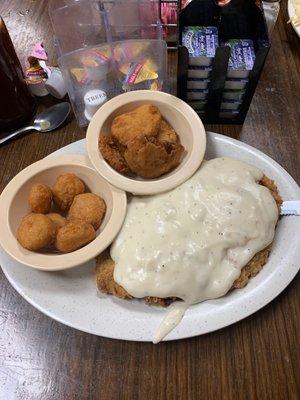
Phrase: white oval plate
[
  {"left": 1, "top": 133, "right": 299, "bottom": 342},
  {"left": 288, "top": 0, "right": 300, "bottom": 38}
]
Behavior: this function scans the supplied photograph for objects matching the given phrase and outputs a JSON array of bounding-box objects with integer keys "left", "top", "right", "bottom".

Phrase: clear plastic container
[{"left": 49, "top": 0, "right": 167, "bottom": 126}]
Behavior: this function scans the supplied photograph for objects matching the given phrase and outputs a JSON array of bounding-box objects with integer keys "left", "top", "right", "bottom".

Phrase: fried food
[
  {"left": 17, "top": 213, "right": 56, "bottom": 251},
  {"left": 232, "top": 176, "right": 283, "bottom": 288},
  {"left": 111, "top": 104, "right": 162, "bottom": 146},
  {"left": 96, "top": 250, "right": 132, "bottom": 300},
  {"left": 16, "top": 172, "right": 108, "bottom": 254},
  {"left": 52, "top": 173, "right": 85, "bottom": 212},
  {"left": 28, "top": 183, "right": 52, "bottom": 214},
  {"left": 95, "top": 251, "right": 176, "bottom": 306},
  {"left": 99, "top": 104, "right": 185, "bottom": 178},
  {"left": 259, "top": 175, "right": 283, "bottom": 212},
  {"left": 55, "top": 220, "right": 96, "bottom": 253},
  {"left": 95, "top": 176, "right": 282, "bottom": 306},
  {"left": 67, "top": 193, "right": 106, "bottom": 230},
  {"left": 232, "top": 245, "right": 271, "bottom": 289},
  {"left": 95, "top": 245, "right": 271, "bottom": 306},
  {"left": 124, "top": 136, "right": 184, "bottom": 178},
  {"left": 99, "top": 135, "right": 130, "bottom": 174},
  {"left": 158, "top": 119, "right": 178, "bottom": 144},
  {"left": 47, "top": 213, "right": 67, "bottom": 231}
]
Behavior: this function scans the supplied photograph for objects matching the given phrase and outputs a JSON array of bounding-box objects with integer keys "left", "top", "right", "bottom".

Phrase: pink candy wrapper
[{"left": 31, "top": 42, "right": 48, "bottom": 61}]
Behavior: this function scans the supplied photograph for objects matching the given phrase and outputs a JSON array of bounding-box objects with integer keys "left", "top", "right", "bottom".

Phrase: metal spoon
[{"left": 0, "top": 102, "right": 71, "bottom": 145}]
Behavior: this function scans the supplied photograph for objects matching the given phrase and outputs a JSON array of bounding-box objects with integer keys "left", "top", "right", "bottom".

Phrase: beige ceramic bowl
[
  {"left": 86, "top": 90, "right": 206, "bottom": 195},
  {"left": 0, "top": 155, "right": 127, "bottom": 271}
]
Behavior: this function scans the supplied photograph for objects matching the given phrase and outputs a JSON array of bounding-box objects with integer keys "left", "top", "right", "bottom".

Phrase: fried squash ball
[
  {"left": 47, "top": 213, "right": 67, "bottom": 231},
  {"left": 52, "top": 173, "right": 85, "bottom": 211},
  {"left": 67, "top": 193, "right": 106, "bottom": 230},
  {"left": 28, "top": 183, "right": 53, "bottom": 214},
  {"left": 17, "top": 213, "right": 56, "bottom": 251},
  {"left": 55, "top": 220, "right": 96, "bottom": 253}
]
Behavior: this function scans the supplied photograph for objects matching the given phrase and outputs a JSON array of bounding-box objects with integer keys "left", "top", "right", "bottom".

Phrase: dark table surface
[{"left": 0, "top": 1, "right": 299, "bottom": 399}]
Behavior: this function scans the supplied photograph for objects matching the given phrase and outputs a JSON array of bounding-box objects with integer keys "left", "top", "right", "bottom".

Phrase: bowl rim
[
  {"left": 0, "top": 155, "right": 127, "bottom": 271},
  {"left": 86, "top": 90, "right": 207, "bottom": 195}
]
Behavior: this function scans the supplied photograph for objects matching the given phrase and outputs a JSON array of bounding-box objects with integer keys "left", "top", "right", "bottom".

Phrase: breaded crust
[
  {"left": 124, "top": 136, "right": 184, "bottom": 179},
  {"left": 99, "top": 135, "right": 130, "bottom": 174},
  {"left": 111, "top": 104, "right": 162, "bottom": 146},
  {"left": 232, "top": 176, "right": 282, "bottom": 288},
  {"left": 158, "top": 119, "right": 178, "bottom": 144},
  {"left": 95, "top": 176, "right": 282, "bottom": 306},
  {"left": 95, "top": 250, "right": 176, "bottom": 306},
  {"left": 96, "top": 250, "right": 132, "bottom": 300}
]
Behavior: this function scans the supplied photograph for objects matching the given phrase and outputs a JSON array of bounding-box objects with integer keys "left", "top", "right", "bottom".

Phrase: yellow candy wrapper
[
  {"left": 114, "top": 41, "right": 150, "bottom": 63},
  {"left": 120, "top": 59, "right": 158, "bottom": 85},
  {"left": 81, "top": 48, "right": 110, "bottom": 67},
  {"left": 70, "top": 68, "right": 89, "bottom": 84},
  {"left": 150, "top": 79, "right": 162, "bottom": 91}
]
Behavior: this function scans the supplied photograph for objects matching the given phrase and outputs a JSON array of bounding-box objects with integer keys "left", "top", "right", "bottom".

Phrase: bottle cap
[
  {"left": 84, "top": 89, "right": 107, "bottom": 121},
  {"left": 45, "top": 68, "right": 67, "bottom": 99}
]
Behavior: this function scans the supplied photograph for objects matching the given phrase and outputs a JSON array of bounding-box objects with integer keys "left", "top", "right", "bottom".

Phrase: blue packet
[
  {"left": 182, "top": 26, "right": 219, "bottom": 66},
  {"left": 223, "top": 39, "right": 255, "bottom": 78}
]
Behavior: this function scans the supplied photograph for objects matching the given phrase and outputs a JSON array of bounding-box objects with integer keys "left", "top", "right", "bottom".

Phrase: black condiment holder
[{"left": 177, "top": 0, "right": 270, "bottom": 124}]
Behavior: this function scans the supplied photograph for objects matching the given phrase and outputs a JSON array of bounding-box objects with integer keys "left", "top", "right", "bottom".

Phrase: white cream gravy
[{"left": 111, "top": 158, "right": 278, "bottom": 342}]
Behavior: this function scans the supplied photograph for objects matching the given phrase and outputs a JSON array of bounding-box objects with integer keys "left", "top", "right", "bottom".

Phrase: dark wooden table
[{"left": 0, "top": 1, "right": 299, "bottom": 399}]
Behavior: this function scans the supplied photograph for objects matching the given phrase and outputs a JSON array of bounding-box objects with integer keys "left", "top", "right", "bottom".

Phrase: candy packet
[{"left": 120, "top": 58, "right": 159, "bottom": 91}]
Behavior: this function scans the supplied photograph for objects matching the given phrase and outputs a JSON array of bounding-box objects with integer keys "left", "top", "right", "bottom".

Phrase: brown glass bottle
[{"left": 0, "top": 17, "right": 36, "bottom": 133}]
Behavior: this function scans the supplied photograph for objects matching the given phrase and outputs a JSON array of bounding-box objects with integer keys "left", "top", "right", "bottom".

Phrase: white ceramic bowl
[
  {"left": 0, "top": 155, "right": 127, "bottom": 271},
  {"left": 86, "top": 90, "right": 206, "bottom": 195}
]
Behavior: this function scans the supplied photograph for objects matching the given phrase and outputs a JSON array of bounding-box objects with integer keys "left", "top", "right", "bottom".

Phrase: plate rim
[
  {"left": 288, "top": 0, "right": 300, "bottom": 38},
  {"left": 1, "top": 133, "right": 299, "bottom": 342}
]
